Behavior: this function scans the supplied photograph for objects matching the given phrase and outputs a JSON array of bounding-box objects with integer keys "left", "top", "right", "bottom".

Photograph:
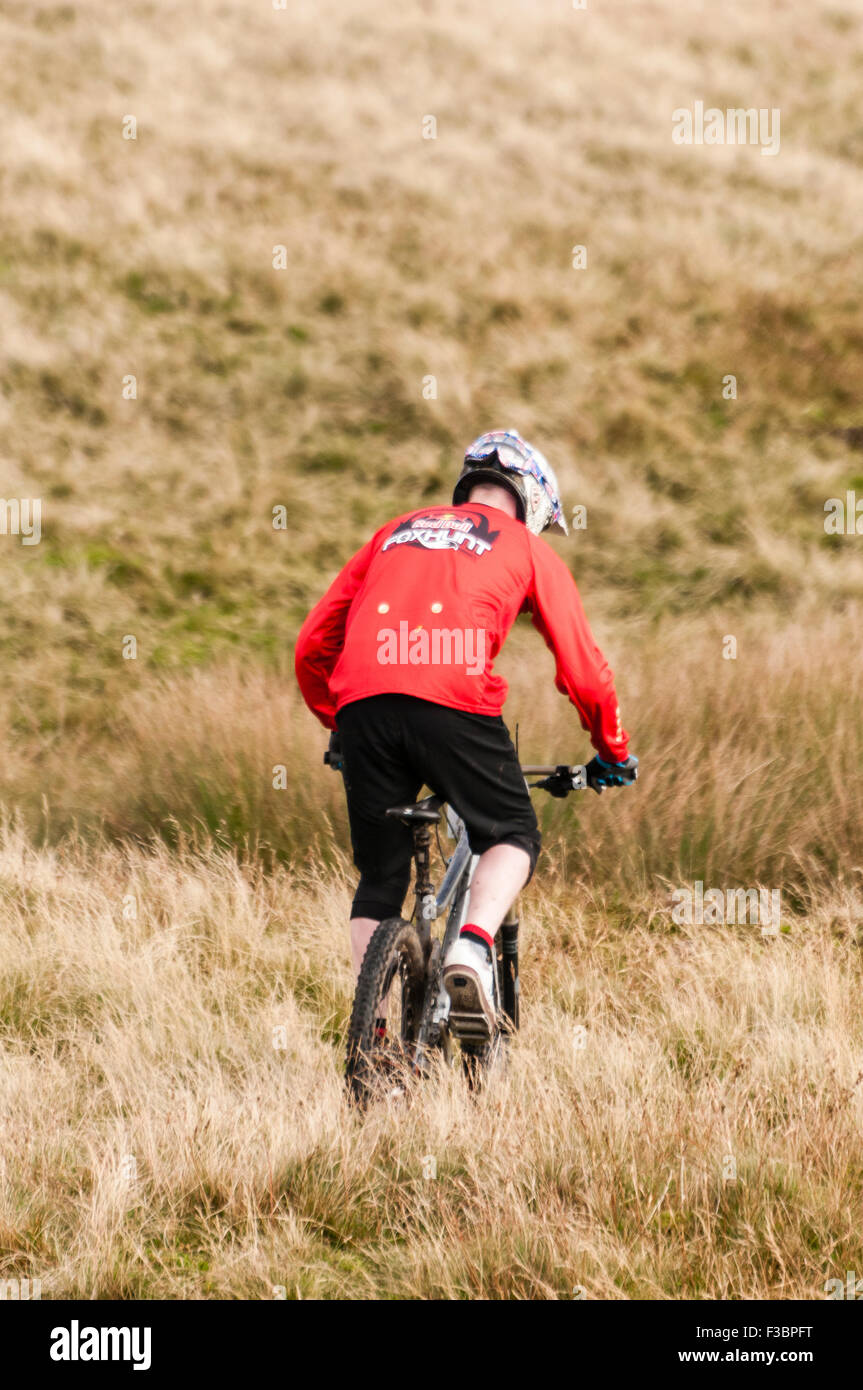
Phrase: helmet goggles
[{"left": 462, "top": 430, "right": 568, "bottom": 536}]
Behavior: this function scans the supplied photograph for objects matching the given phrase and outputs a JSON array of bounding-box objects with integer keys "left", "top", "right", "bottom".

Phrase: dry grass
[
  {"left": 1, "top": 822, "right": 862, "bottom": 1299},
  {"left": 1, "top": 604, "right": 861, "bottom": 1300},
  {"left": 1, "top": 0, "right": 863, "bottom": 1298},
  {"left": 2, "top": 0, "right": 863, "bottom": 737},
  {"left": 7, "top": 607, "right": 861, "bottom": 903}
]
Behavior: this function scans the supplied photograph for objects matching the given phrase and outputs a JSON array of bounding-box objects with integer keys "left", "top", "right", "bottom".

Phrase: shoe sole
[{"left": 443, "top": 965, "right": 495, "bottom": 1039}]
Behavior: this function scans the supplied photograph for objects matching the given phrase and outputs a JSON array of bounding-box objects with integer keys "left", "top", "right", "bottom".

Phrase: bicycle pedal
[{"left": 448, "top": 1010, "right": 494, "bottom": 1041}]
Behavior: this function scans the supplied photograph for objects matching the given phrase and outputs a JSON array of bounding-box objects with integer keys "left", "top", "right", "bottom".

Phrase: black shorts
[{"left": 335, "top": 694, "right": 541, "bottom": 921}]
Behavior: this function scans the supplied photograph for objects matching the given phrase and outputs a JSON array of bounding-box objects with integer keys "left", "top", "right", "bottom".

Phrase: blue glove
[
  {"left": 324, "top": 731, "right": 344, "bottom": 772},
  {"left": 586, "top": 754, "right": 638, "bottom": 793}
]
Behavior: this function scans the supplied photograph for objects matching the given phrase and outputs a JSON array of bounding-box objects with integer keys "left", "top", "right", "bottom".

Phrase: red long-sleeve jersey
[{"left": 294, "top": 502, "right": 629, "bottom": 762}]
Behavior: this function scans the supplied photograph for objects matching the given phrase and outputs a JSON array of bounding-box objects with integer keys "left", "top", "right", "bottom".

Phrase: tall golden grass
[
  {"left": 9, "top": 609, "right": 861, "bottom": 900},
  {"left": 1, "top": 603, "right": 861, "bottom": 1297},
  {"left": 1, "top": 0, "right": 862, "bottom": 1299},
  {"left": 1, "top": 819, "right": 862, "bottom": 1299}
]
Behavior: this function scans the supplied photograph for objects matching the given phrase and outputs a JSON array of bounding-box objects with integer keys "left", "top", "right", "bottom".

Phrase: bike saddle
[{"left": 385, "top": 795, "right": 442, "bottom": 825}]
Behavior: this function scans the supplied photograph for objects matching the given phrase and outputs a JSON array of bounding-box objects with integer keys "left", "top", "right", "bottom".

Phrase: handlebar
[
  {"left": 520, "top": 764, "right": 587, "bottom": 779},
  {"left": 523, "top": 763, "right": 590, "bottom": 796}
]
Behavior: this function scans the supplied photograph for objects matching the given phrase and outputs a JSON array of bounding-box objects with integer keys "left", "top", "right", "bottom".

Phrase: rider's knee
[
  {"left": 472, "top": 829, "right": 542, "bottom": 883},
  {"left": 501, "top": 830, "right": 541, "bottom": 883}
]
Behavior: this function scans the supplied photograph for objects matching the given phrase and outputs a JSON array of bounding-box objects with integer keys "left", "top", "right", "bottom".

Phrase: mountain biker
[{"left": 294, "top": 429, "right": 637, "bottom": 1037}]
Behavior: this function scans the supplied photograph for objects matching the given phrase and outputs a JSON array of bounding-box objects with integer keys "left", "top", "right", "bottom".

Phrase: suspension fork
[{"left": 497, "top": 898, "right": 520, "bottom": 1032}]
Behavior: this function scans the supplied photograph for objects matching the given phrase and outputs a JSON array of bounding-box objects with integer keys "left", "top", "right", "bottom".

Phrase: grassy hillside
[
  {"left": 1, "top": 0, "right": 862, "bottom": 1299},
  {"left": 2, "top": 825, "right": 862, "bottom": 1299},
  {"left": 2, "top": 1, "right": 863, "bottom": 740}
]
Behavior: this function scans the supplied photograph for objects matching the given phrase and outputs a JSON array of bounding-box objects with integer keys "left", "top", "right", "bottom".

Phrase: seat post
[
  {"left": 411, "top": 823, "right": 435, "bottom": 945},
  {"left": 413, "top": 823, "right": 434, "bottom": 899},
  {"left": 385, "top": 798, "right": 442, "bottom": 940}
]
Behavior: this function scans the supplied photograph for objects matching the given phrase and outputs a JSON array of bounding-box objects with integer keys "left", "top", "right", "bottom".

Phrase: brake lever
[{"left": 530, "top": 765, "right": 592, "bottom": 796}]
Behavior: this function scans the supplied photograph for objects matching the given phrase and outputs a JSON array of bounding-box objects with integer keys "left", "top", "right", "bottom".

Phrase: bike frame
[
  {"left": 420, "top": 805, "right": 485, "bottom": 1046},
  {"left": 408, "top": 766, "right": 588, "bottom": 1054}
]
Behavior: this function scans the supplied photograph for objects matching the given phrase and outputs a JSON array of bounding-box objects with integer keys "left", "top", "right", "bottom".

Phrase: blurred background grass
[
  {"left": 1, "top": 0, "right": 862, "bottom": 883},
  {"left": 2, "top": 0, "right": 863, "bottom": 1304}
]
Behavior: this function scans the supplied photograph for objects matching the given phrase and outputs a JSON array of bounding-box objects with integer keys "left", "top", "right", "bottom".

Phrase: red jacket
[{"left": 294, "top": 502, "right": 629, "bottom": 761}]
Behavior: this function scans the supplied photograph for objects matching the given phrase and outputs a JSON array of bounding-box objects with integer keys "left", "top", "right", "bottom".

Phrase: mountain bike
[{"left": 330, "top": 757, "right": 601, "bottom": 1105}]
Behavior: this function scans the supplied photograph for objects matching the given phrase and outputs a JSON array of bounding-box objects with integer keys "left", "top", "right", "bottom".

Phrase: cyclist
[{"left": 295, "top": 430, "right": 637, "bottom": 1037}]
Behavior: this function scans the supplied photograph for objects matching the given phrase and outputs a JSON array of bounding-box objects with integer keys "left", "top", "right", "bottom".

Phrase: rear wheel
[{"left": 345, "top": 917, "right": 427, "bottom": 1106}]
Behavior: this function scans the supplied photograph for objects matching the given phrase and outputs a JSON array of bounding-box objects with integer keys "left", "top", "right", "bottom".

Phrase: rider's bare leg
[
  {"left": 351, "top": 916, "right": 391, "bottom": 1021},
  {"left": 351, "top": 843, "right": 529, "bottom": 1014},
  {"left": 441, "top": 844, "right": 531, "bottom": 1028},
  {"left": 464, "top": 843, "right": 531, "bottom": 937},
  {"left": 351, "top": 917, "right": 378, "bottom": 980}
]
